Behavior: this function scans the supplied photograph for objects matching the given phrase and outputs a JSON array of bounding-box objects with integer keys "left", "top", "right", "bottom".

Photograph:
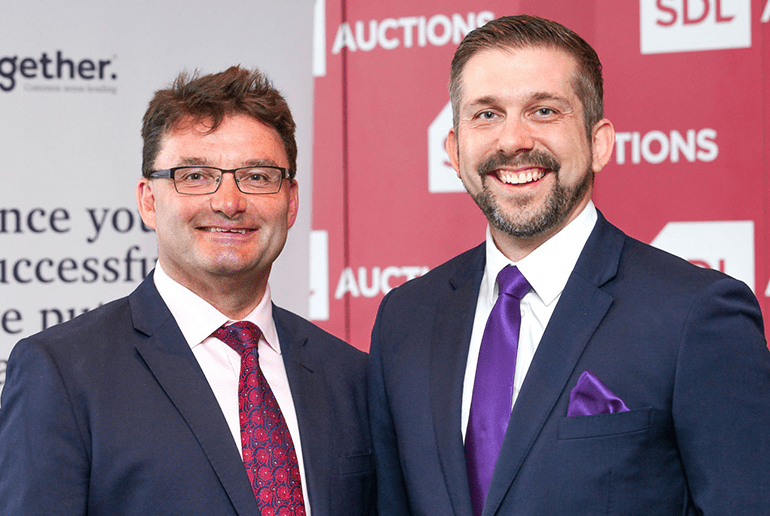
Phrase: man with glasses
[{"left": 0, "top": 66, "right": 374, "bottom": 515}]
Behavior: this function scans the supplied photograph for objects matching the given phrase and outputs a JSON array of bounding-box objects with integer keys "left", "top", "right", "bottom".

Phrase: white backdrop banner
[{"left": 0, "top": 0, "right": 316, "bottom": 393}]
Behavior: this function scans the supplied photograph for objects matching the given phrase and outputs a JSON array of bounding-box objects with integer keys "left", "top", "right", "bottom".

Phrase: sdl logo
[
  {"left": 640, "top": 0, "right": 751, "bottom": 54},
  {"left": 654, "top": 0, "right": 736, "bottom": 26}
]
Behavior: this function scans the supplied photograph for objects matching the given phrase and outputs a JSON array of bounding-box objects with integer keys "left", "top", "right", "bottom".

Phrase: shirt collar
[
  {"left": 153, "top": 261, "right": 281, "bottom": 354},
  {"left": 484, "top": 201, "right": 597, "bottom": 306}
]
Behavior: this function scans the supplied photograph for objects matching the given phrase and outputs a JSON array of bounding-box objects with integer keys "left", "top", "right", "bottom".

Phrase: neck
[
  {"left": 491, "top": 198, "right": 592, "bottom": 262},
  {"left": 490, "top": 229, "right": 552, "bottom": 263},
  {"left": 163, "top": 265, "right": 270, "bottom": 320}
]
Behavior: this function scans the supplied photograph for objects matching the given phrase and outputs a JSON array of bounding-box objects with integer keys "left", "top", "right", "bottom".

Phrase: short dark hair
[
  {"left": 449, "top": 15, "right": 604, "bottom": 136},
  {"left": 141, "top": 66, "right": 297, "bottom": 179}
]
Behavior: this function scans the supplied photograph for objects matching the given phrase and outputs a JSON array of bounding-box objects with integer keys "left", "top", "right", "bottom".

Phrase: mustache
[{"left": 478, "top": 150, "right": 561, "bottom": 177}]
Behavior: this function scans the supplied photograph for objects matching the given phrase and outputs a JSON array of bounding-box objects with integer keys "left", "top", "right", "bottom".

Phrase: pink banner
[{"left": 312, "top": 0, "right": 770, "bottom": 350}]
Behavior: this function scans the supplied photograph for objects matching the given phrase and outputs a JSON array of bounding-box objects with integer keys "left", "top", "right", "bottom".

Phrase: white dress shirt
[
  {"left": 461, "top": 202, "right": 598, "bottom": 441},
  {"left": 153, "top": 262, "right": 312, "bottom": 513}
]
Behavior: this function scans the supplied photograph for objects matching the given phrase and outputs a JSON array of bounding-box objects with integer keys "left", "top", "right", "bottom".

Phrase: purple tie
[{"left": 466, "top": 265, "right": 531, "bottom": 516}]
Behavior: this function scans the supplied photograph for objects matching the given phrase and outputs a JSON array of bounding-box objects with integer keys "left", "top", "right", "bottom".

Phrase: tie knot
[
  {"left": 213, "top": 321, "right": 261, "bottom": 357},
  {"left": 496, "top": 265, "right": 531, "bottom": 300}
]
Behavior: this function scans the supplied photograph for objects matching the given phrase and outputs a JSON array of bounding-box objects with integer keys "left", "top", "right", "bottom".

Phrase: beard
[{"left": 469, "top": 149, "right": 593, "bottom": 239}]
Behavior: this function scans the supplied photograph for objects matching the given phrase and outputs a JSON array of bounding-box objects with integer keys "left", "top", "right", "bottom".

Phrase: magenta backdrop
[{"left": 312, "top": 0, "right": 770, "bottom": 351}]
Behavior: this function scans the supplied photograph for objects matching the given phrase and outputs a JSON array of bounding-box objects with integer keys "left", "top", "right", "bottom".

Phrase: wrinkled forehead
[
  {"left": 155, "top": 113, "right": 288, "bottom": 168},
  {"left": 458, "top": 46, "right": 581, "bottom": 102},
  {"left": 165, "top": 111, "right": 275, "bottom": 138}
]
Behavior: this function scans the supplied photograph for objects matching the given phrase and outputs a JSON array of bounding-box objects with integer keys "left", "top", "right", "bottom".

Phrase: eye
[
  {"left": 240, "top": 171, "right": 271, "bottom": 184},
  {"left": 177, "top": 168, "right": 213, "bottom": 182},
  {"left": 474, "top": 110, "right": 500, "bottom": 122},
  {"left": 535, "top": 107, "right": 557, "bottom": 117},
  {"left": 237, "top": 167, "right": 282, "bottom": 186},
  {"left": 248, "top": 173, "right": 269, "bottom": 182}
]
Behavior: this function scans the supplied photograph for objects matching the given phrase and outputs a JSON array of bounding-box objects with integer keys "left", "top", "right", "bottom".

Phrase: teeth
[
  {"left": 208, "top": 227, "right": 248, "bottom": 234},
  {"left": 497, "top": 169, "right": 546, "bottom": 185}
]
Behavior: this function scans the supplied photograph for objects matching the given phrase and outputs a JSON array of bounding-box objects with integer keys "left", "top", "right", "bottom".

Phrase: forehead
[
  {"left": 459, "top": 46, "right": 580, "bottom": 107},
  {"left": 157, "top": 113, "right": 288, "bottom": 167}
]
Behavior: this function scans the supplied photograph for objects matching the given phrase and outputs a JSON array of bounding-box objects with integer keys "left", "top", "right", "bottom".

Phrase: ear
[
  {"left": 590, "top": 118, "right": 615, "bottom": 173},
  {"left": 285, "top": 179, "right": 299, "bottom": 229},
  {"left": 136, "top": 178, "right": 157, "bottom": 230},
  {"left": 445, "top": 127, "right": 461, "bottom": 177}
]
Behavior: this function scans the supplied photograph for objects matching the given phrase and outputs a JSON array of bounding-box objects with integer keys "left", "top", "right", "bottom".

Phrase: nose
[
  {"left": 497, "top": 116, "right": 535, "bottom": 155},
  {"left": 209, "top": 171, "right": 247, "bottom": 217}
]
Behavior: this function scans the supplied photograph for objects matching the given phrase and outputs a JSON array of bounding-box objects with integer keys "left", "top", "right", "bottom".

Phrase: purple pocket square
[{"left": 567, "top": 371, "right": 630, "bottom": 417}]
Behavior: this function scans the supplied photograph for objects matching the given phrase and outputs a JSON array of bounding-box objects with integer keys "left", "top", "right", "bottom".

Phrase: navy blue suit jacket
[
  {"left": 369, "top": 213, "right": 770, "bottom": 515},
  {"left": 0, "top": 272, "right": 375, "bottom": 515}
]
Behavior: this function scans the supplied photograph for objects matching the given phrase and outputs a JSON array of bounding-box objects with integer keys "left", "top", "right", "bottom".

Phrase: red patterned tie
[{"left": 213, "top": 321, "right": 306, "bottom": 515}]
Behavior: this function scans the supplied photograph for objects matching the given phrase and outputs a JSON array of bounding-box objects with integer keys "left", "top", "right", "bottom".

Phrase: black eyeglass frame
[{"left": 149, "top": 165, "right": 289, "bottom": 195}]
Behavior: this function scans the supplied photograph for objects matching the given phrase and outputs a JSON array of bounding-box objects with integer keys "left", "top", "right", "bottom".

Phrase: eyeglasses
[{"left": 150, "top": 166, "right": 288, "bottom": 195}]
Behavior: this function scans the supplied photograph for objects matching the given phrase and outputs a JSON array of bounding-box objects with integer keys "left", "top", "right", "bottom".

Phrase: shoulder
[
  {"left": 618, "top": 233, "right": 750, "bottom": 296},
  {"left": 585, "top": 215, "right": 752, "bottom": 299},
  {"left": 600, "top": 227, "right": 763, "bottom": 335},
  {"left": 272, "top": 305, "right": 367, "bottom": 363},
  {"left": 2, "top": 294, "right": 139, "bottom": 418},
  {"left": 11, "top": 274, "right": 164, "bottom": 358},
  {"left": 10, "top": 295, "right": 133, "bottom": 361},
  {"left": 370, "top": 244, "right": 484, "bottom": 349},
  {"left": 381, "top": 243, "right": 484, "bottom": 304}
]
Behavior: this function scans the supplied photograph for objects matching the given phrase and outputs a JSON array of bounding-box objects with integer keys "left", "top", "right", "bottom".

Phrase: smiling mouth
[
  {"left": 496, "top": 168, "right": 547, "bottom": 185},
  {"left": 200, "top": 227, "right": 252, "bottom": 234}
]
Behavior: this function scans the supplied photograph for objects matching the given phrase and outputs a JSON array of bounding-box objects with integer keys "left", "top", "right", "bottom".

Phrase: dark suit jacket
[
  {"left": 0, "top": 272, "right": 375, "bottom": 515},
  {"left": 369, "top": 213, "right": 770, "bottom": 515}
]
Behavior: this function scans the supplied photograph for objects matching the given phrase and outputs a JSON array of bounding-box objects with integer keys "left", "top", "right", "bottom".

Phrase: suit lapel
[
  {"left": 430, "top": 245, "right": 485, "bottom": 516},
  {"left": 129, "top": 274, "right": 258, "bottom": 516},
  {"left": 274, "top": 307, "right": 332, "bottom": 516},
  {"left": 482, "top": 214, "right": 625, "bottom": 516}
]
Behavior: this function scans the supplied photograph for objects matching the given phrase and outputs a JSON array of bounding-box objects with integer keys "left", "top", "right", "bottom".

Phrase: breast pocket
[
  {"left": 337, "top": 451, "right": 374, "bottom": 476},
  {"left": 557, "top": 407, "right": 652, "bottom": 440},
  {"left": 332, "top": 452, "right": 376, "bottom": 516}
]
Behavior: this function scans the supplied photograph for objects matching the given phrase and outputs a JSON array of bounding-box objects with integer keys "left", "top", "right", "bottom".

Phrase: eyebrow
[
  {"left": 245, "top": 158, "right": 282, "bottom": 168},
  {"left": 464, "top": 91, "right": 572, "bottom": 111},
  {"left": 178, "top": 157, "right": 209, "bottom": 166},
  {"left": 463, "top": 95, "right": 501, "bottom": 111},
  {"left": 528, "top": 91, "right": 571, "bottom": 106}
]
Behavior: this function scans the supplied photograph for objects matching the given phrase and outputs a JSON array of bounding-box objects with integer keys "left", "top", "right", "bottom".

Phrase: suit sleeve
[
  {"left": 672, "top": 277, "right": 770, "bottom": 513},
  {"left": 368, "top": 292, "right": 414, "bottom": 516},
  {"left": 0, "top": 338, "right": 90, "bottom": 515}
]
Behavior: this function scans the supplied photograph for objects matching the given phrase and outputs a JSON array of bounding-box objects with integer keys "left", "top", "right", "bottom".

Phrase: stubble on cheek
[{"left": 471, "top": 161, "right": 592, "bottom": 240}]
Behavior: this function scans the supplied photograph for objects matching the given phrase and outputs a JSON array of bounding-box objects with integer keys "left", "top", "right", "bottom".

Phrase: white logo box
[{"left": 640, "top": 0, "right": 751, "bottom": 54}]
